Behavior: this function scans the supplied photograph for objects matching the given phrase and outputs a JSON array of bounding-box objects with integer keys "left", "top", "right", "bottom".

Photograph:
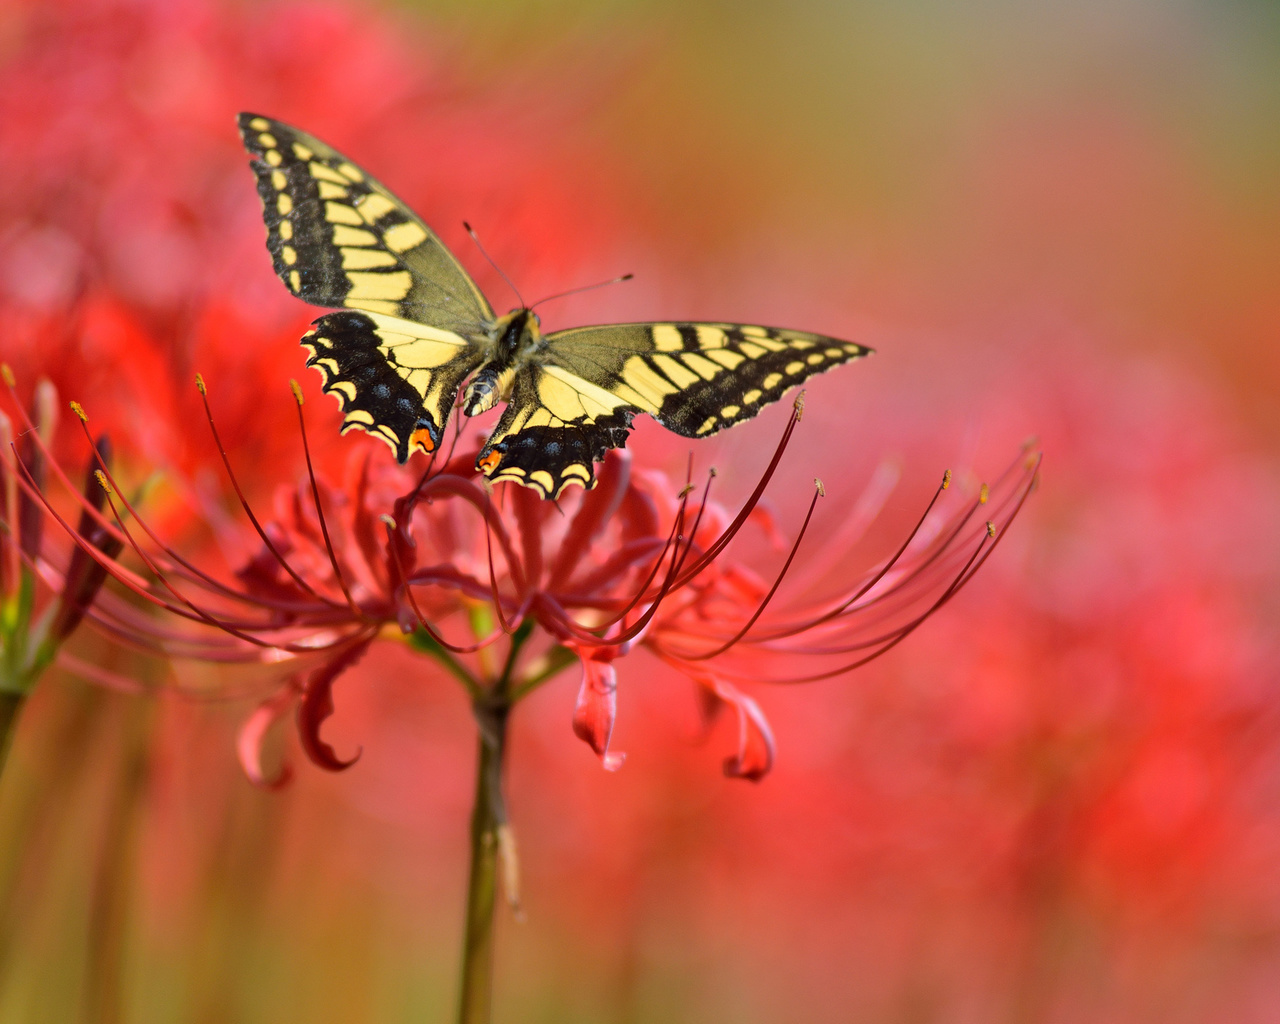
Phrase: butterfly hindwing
[
  {"left": 477, "top": 365, "right": 637, "bottom": 498},
  {"left": 237, "top": 113, "right": 493, "bottom": 332},
  {"left": 303, "top": 310, "right": 483, "bottom": 462},
  {"left": 540, "top": 322, "right": 872, "bottom": 437},
  {"left": 473, "top": 322, "right": 871, "bottom": 496}
]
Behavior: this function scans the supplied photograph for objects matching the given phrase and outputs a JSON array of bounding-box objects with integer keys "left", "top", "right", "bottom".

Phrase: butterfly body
[
  {"left": 461, "top": 308, "right": 543, "bottom": 417},
  {"left": 239, "top": 113, "right": 873, "bottom": 499}
]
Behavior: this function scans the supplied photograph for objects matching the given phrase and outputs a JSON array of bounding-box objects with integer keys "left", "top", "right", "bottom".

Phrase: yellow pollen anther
[
  {"left": 69, "top": 400, "right": 87, "bottom": 422},
  {"left": 0, "top": 364, "right": 13, "bottom": 387},
  {"left": 289, "top": 379, "right": 304, "bottom": 405},
  {"left": 793, "top": 390, "right": 806, "bottom": 420},
  {"left": 942, "top": 470, "right": 952, "bottom": 490},
  {"left": 986, "top": 521, "right": 996, "bottom": 538},
  {"left": 679, "top": 483, "right": 696, "bottom": 498},
  {"left": 814, "top": 478, "right": 825, "bottom": 496},
  {"left": 94, "top": 470, "right": 113, "bottom": 495},
  {"left": 195, "top": 373, "right": 207, "bottom": 395},
  {"left": 378, "top": 513, "right": 397, "bottom": 529},
  {"left": 979, "top": 483, "right": 989, "bottom": 505},
  {"left": 709, "top": 466, "right": 718, "bottom": 477}
]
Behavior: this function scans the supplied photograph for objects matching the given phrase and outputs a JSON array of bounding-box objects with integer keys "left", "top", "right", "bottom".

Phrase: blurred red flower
[
  {"left": 9, "top": 371, "right": 1036, "bottom": 785},
  {"left": 5, "top": 0, "right": 1277, "bottom": 1021}
]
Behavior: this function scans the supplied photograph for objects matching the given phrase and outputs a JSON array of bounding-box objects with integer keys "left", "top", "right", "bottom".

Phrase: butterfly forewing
[
  {"left": 237, "top": 114, "right": 494, "bottom": 332},
  {"left": 542, "top": 322, "right": 871, "bottom": 436}
]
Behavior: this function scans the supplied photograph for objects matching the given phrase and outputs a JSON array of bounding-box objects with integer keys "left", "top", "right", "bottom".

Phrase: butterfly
[{"left": 237, "top": 113, "right": 873, "bottom": 499}]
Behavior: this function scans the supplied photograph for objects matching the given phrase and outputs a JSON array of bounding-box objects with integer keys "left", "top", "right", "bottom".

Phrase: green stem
[
  {"left": 0, "top": 691, "right": 25, "bottom": 777},
  {"left": 408, "top": 629, "right": 482, "bottom": 700},
  {"left": 457, "top": 697, "right": 509, "bottom": 1024},
  {"left": 456, "top": 619, "right": 535, "bottom": 1024}
]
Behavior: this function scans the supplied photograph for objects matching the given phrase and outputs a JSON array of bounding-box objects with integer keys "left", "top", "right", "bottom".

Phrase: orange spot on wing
[
  {"left": 478, "top": 451, "right": 502, "bottom": 474},
  {"left": 410, "top": 427, "right": 436, "bottom": 453}
]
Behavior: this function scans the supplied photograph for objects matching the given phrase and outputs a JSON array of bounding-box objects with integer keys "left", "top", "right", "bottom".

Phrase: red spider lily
[
  {"left": 5, "top": 363, "right": 1039, "bottom": 786},
  {"left": 0, "top": 372, "right": 126, "bottom": 708}
]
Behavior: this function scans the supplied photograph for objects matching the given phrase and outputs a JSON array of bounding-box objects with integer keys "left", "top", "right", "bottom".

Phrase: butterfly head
[{"left": 493, "top": 308, "right": 542, "bottom": 357}]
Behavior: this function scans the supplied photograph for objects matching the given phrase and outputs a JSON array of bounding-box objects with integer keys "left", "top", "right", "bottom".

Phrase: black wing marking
[
  {"left": 237, "top": 113, "right": 494, "bottom": 334},
  {"left": 476, "top": 366, "right": 636, "bottom": 498},
  {"left": 303, "top": 310, "right": 484, "bottom": 462},
  {"left": 542, "top": 321, "right": 872, "bottom": 437}
]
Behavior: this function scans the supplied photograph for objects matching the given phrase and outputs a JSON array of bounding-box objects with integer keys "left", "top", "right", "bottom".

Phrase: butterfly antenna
[
  {"left": 463, "top": 221, "right": 524, "bottom": 308},
  {"left": 530, "top": 273, "right": 634, "bottom": 312}
]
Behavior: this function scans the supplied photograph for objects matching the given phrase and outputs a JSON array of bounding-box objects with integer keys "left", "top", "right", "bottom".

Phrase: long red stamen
[
  {"left": 17, "top": 535, "right": 286, "bottom": 663},
  {"left": 92, "top": 472, "right": 320, "bottom": 649},
  {"left": 417, "top": 475, "right": 526, "bottom": 594},
  {"left": 651, "top": 450, "right": 1041, "bottom": 675},
  {"left": 69, "top": 580, "right": 360, "bottom": 660},
  {"left": 587, "top": 475, "right": 702, "bottom": 630},
  {"left": 683, "top": 479, "right": 824, "bottom": 660},
  {"left": 547, "top": 479, "right": 696, "bottom": 647},
  {"left": 291, "top": 382, "right": 366, "bottom": 621},
  {"left": 14, "top": 453, "right": 352, "bottom": 658},
  {"left": 818, "top": 452, "right": 1037, "bottom": 625},
  {"left": 482, "top": 490, "right": 522, "bottom": 634},
  {"left": 672, "top": 396, "right": 802, "bottom": 589},
  {"left": 570, "top": 484, "right": 699, "bottom": 647},
  {"left": 746, "top": 470, "right": 958, "bottom": 641},
  {"left": 197, "top": 375, "right": 337, "bottom": 606},
  {"left": 46, "top": 461, "right": 360, "bottom": 655},
  {"left": 552, "top": 537, "right": 669, "bottom": 609},
  {"left": 9, "top": 448, "right": 194, "bottom": 616},
  {"left": 761, "top": 525, "right": 996, "bottom": 680},
  {"left": 698, "top": 457, "right": 1037, "bottom": 680},
  {"left": 783, "top": 460, "right": 899, "bottom": 596},
  {"left": 753, "top": 460, "right": 1008, "bottom": 643},
  {"left": 382, "top": 515, "right": 509, "bottom": 654},
  {"left": 66, "top": 405, "right": 286, "bottom": 607},
  {"left": 54, "top": 651, "right": 148, "bottom": 694}
]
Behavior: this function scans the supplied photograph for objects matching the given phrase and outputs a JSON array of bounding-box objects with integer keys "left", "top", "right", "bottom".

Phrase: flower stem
[
  {"left": 458, "top": 696, "right": 509, "bottom": 1024},
  {"left": 0, "top": 691, "right": 25, "bottom": 775}
]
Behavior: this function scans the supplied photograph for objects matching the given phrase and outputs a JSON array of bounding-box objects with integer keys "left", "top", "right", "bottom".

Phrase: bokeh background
[{"left": 2, "top": 0, "right": 1280, "bottom": 1021}]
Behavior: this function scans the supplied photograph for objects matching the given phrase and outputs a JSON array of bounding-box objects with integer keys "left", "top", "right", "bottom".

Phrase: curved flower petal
[
  {"left": 237, "top": 682, "right": 299, "bottom": 789},
  {"left": 569, "top": 642, "right": 625, "bottom": 771},
  {"left": 547, "top": 451, "right": 631, "bottom": 590},
  {"left": 711, "top": 678, "right": 776, "bottom": 782},
  {"left": 297, "top": 639, "right": 372, "bottom": 772}
]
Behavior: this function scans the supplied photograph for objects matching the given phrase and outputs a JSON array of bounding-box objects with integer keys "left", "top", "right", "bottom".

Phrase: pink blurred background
[{"left": 1, "top": 0, "right": 1279, "bottom": 1021}]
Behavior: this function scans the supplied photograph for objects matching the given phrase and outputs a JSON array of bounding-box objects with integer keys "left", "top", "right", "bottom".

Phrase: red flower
[
  {"left": 0, "top": 373, "right": 126, "bottom": 699},
  {"left": 9, "top": 364, "right": 1038, "bottom": 783}
]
